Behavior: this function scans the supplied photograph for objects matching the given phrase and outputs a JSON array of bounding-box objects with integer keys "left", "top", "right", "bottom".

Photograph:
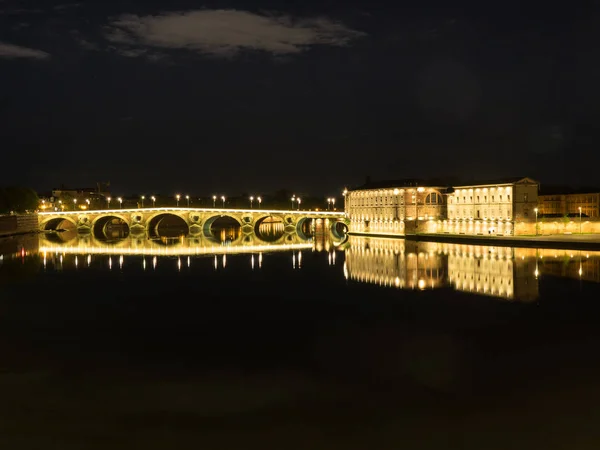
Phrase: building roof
[
  {"left": 349, "top": 177, "right": 454, "bottom": 192},
  {"left": 348, "top": 176, "right": 538, "bottom": 192},
  {"left": 452, "top": 177, "right": 538, "bottom": 188}
]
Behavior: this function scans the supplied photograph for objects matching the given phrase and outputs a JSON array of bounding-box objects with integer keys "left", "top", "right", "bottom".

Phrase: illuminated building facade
[
  {"left": 344, "top": 179, "right": 448, "bottom": 235},
  {"left": 345, "top": 177, "right": 539, "bottom": 236},
  {"left": 445, "top": 177, "right": 539, "bottom": 236}
]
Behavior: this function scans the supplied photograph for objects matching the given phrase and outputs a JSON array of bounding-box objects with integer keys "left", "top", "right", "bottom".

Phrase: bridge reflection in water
[
  {"left": 343, "top": 236, "right": 600, "bottom": 302},
  {"left": 22, "top": 228, "right": 600, "bottom": 303}
]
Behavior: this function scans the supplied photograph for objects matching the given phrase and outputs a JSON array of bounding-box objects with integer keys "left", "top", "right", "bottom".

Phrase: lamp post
[
  {"left": 176, "top": 194, "right": 180, "bottom": 207},
  {"left": 257, "top": 196, "right": 262, "bottom": 208},
  {"left": 534, "top": 207, "right": 538, "bottom": 235},
  {"left": 85, "top": 199, "right": 90, "bottom": 209},
  {"left": 579, "top": 206, "right": 582, "bottom": 234},
  {"left": 186, "top": 195, "right": 190, "bottom": 207},
  {"left": 343, "top": 188, "right": 348, "bottom": 213},
  {"left": 151, "top": 196, "right": 156, "bottom": 207},
  {"left": 297, "top": 197, "right": 301, "bottom": 210},
  {"left": 118, "top": 197, "right": 122, "bottom": 209},
  {"left": 107, "top": 197, "right": 111, "bottom": 209},
  {"left": 291, "top": 195, "right": 296, "bottom": 210},
  {"left": 58, "top": 200, "right": 63, "bottom": 211},
  {"left": 212, "top": 195, "right": 217, "bottom": 208},
  {"left": 141, "top": 195, "right": 145, "bottom": 208},
  {"left": 326, "top": 198, "right": 331, "bottom": 210},
  {"left": 250, "top": 196, "right": 254, "bottom": 208},
  {"left": 221, "top": 196, "right": 226, "bottom": 208},
  {"left": 331, "top": 198, "right": 335, "bottom": 210},
  {"left": 73, "top": 198, "right": 77, "bottom": 210}
]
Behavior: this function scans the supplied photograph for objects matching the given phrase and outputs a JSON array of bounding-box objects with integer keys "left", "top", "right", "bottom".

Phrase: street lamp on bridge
[
  {"left": 221, "top": 196, "right": 226, "bottom": 208},
  {"left": 73, "top": 198, "right": 77, "bottom": 210},
  {"left": 297, "top": 197, "right": 301, "bottom": 210},
  {"left": 151, "top": 196, "right": 156, "bottom": 207},
  {"left": 107, "top": 197, "right": 111, "bottom": 209},
  {"left": 250, "top": 196, "right": 254, "bottom": 208},
  {"left": 291, "top": 195, "right": 296, "bottom": 210},
  {"left": 579, "top": 206, "right": 583, "bottom": 234},
  {"left": 186, "top": 195, "right": 190, "bottom": 207},
  {"left": 118, "top": 197, "right": 123, "bottom": 209},
  {"left": 213, "top": 195, "right": 217, "bottom": 207},
  {"left": 85, "top": 199, "right": 90, "bottom": 209},
  {"left": 176, "top": 194, "right": 181, "bottom": 207},
  {"left": 534, "top": 207, "right": 538, "bottom": 235},
  {"left": 257, "top": 196, "right": 262, "bottom": 208},
  {"left": 141, "top": 196, "right": 145, "bottom": 208}
]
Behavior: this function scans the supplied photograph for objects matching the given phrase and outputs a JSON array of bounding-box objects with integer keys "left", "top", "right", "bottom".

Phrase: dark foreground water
[{"left": 1, "top": 231, "right": 600, "bottom": 449}]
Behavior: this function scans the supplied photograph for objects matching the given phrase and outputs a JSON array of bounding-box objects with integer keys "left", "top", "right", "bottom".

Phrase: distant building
[
  {"left": 345, "top": 176, "right": 540, "bottom": 236},
  {"left": 538, "top": 189, "right": 600, "bottom": 218},
  {"left": 50, "top": 182, "right": 111, "bottom": 211}
]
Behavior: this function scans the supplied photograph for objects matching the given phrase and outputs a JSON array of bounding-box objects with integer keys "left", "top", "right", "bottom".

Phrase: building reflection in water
[{"left": 343, "top": 236, "right": 553, "bottom": 301}]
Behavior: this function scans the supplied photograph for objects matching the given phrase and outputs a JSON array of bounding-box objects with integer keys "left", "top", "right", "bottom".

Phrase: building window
[
  {"left": 492, "top": 196, "right": 495, "bottom": 202},
  {"left": 524, "top": 194, "right": 528, "bottom": 202},
  {"left": 484, "top": 196, "right": 487, "bottom": 202},
  {"left": 507, "top": 195, "right": 511, "bottom": 201},
  {"left": 477, "top": 196, "right": 480, "bottom": 202}
]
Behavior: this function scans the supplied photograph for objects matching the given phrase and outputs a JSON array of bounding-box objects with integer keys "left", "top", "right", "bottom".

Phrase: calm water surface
[{"left": 1, "top": 229, "right": 600, "bottom": 449}]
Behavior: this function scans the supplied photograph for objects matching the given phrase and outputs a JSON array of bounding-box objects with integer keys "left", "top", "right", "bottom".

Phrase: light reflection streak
[{"left": 39, "top": 242, "right": 312, "bottom": 257}]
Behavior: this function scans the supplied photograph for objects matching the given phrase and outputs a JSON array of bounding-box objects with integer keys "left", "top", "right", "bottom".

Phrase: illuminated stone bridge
[{"left": 38, "top": 207, "right": 347, "bottom": 240}]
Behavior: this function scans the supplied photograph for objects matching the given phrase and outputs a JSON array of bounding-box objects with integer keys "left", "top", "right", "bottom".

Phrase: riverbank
[
  {"left": 348, "top": 231, "right": 600, "bottom": 250},
  {"left": 0, "top": 214, "right": 39, "bottom": 238}
]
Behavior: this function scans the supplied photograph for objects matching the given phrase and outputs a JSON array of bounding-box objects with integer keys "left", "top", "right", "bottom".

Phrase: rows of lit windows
[{"left": 450, "top": 186, "right": 512, "bottom": 204}]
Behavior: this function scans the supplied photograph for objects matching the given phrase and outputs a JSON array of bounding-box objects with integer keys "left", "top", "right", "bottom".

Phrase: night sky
[{"left": 1, "top": 1, "right": 599, "bottom": 196}]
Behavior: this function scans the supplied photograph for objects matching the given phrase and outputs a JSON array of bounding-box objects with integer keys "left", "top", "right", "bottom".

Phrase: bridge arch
[
  {"left": 147, "top": 212, "right": 190, "bottom": 238},
  {"left": 331, "top": 220, "right": 349, "bottom": 240},
  {"left": 92, "top": 214, "right": 131, "bottom": 240},
  {"left": 254, "top": 214, "right": 286, "bottom": 242},
  {"left": 202, "top": 214, "right": 243, "bottom": 242},
  {"left": 40, "top": 216, "right": 78, "bottom": 231}
]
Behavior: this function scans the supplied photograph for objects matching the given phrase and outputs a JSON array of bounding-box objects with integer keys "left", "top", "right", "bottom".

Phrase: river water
[{"left": 1, "top": 228, "right": 600, "bottom": 449}]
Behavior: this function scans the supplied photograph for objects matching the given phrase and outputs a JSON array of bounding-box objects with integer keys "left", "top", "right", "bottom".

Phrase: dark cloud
[
  {"left": 0, "top": 41, "right": 49, "bottom": 59},
  {"left": 104, "top": 9, "right": 366, "bottom": 58}
]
